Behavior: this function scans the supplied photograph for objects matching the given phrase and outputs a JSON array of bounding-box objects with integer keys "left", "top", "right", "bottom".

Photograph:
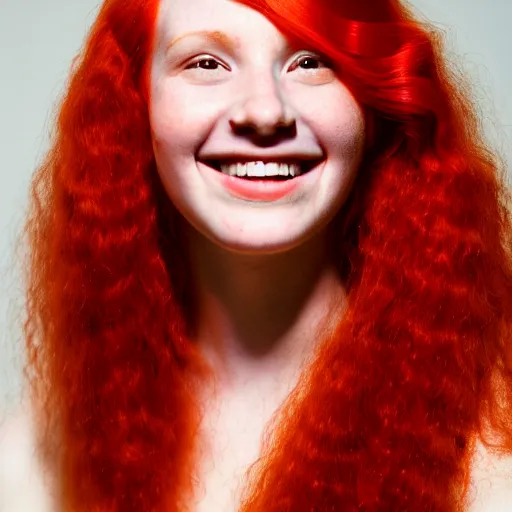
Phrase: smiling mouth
[{"left": 200, "top": 159, "right": 322, "bottom": 180}]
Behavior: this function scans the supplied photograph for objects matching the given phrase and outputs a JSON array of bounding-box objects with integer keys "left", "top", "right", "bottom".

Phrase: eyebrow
[{"left": 166, "top": 30, "right": 239, "bottom": 53}]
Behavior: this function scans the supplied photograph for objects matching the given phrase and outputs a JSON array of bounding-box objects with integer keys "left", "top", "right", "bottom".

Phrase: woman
[{"left": 16, "top": 0, "right": 512, "bottom": 510}]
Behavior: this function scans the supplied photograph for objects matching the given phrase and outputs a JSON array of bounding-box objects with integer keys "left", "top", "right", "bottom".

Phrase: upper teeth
[{"left": 219, "top": 161, "right": 302, "bottom": 178}]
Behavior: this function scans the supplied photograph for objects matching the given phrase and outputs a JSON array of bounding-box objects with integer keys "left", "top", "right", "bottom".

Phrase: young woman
[{"left": 15, "top": 0, "right": 512, "bottom": 510}]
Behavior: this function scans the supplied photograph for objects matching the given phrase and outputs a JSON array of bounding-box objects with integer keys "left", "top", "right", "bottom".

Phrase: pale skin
[
  {"left": 149, "top": 1, "right": 512, "bottom": 510},
  {"left": 150, "top": 0, "right": 364, "bottom": 388},
  {"left": 149, "top": 0, "right": 365, "bottom": 507},
  {"left": 1, "top": 0, "right": 511, "bottom": 511},
  {"left": 183, "top": 232, "right": 347, "bottom": 510}
]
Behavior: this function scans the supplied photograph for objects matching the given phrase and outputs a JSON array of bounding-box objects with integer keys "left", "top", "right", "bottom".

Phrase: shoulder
[
  {"left": 0, "top": 406, "right": 55, "bottom": 512},
  {"left": 467, "top": 437, "right": 512, "bottom": 512}
]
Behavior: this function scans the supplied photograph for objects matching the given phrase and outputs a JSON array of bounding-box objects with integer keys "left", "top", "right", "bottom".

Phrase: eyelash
[{"left": 185, "top": 54, "right": 328, "bottom": 72}]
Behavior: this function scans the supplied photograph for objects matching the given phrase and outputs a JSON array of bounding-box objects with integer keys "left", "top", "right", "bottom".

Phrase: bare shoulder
[
  {"left": 0, "top": 407, "right": 54, "bottom": 512},
  {"left": 467, "top": 437, "right": 512, "bottom": 512}
]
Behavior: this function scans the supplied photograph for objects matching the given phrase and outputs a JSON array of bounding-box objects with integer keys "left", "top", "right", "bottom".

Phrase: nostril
[{"left": 229, "top": 119, "right": 297, "bottom": 140}]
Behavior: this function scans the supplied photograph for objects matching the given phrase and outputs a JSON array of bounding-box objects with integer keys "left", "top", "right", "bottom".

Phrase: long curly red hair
[{"left": 24, "top": 0, "right": 512, "bottom": 510}]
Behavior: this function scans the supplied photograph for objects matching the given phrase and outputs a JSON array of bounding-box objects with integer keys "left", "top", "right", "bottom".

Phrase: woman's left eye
[{"left": 288, "top": 55, "right": 328, "bottom": 72}]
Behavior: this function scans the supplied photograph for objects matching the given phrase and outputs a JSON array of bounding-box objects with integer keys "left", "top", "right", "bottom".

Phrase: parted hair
[{"left": 24, "top": 0, "right": 512, "bottom": 510}]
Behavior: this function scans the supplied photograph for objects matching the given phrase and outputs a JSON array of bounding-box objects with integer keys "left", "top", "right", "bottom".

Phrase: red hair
[{"left": 24, "top": 0, "right": 512, "bottom": 510}]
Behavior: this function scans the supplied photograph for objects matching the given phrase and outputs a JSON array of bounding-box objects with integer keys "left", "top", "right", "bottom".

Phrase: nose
[{"left": 229, "top": 74, "right": 296, "bottom": 138}]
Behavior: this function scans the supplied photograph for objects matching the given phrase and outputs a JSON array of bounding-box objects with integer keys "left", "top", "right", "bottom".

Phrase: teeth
[
  {"left": 280, "top": 163, "right": 293, "bottom": 176},
  {"left": 237, "top": 163, "right": 246, "bottom": 177},
  {"left": 219, "top": 161, "right": 302, "bottom": 178}
]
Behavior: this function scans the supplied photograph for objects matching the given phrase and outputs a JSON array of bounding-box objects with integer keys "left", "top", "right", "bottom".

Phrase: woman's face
[{"left": 150, "top": 0, "right": 365, "bottom": 254}]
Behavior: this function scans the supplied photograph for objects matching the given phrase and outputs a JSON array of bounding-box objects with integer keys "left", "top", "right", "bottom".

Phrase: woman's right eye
[
  {"left": 185, "top": 57, "right": 224, "bottom": 71},
  {"left": 182, "top": 56, "right": 230, "bottom": 82}
]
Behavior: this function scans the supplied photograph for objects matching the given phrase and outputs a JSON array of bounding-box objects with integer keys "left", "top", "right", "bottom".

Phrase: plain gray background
[{"left": 1, "top": 0, "right": 511, "bottom": 416}]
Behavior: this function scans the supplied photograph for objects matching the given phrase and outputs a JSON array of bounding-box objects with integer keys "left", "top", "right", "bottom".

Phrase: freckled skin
[{"left": 149, "top": 0, "right": 365, "bottom": 255}]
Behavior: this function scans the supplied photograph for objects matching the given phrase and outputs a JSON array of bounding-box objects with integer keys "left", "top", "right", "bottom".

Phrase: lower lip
[{"left": 203, "top": 164, "right": 321, "bottom": 202}]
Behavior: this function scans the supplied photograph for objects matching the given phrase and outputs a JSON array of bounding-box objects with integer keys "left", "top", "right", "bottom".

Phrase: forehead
[{"left": 156, "top": 0, "right": 282, "bottom": 44}]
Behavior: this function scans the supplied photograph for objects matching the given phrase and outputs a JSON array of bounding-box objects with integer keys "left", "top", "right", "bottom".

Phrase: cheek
[
  {"left": 333, "top": 114, "right": 366, "bottom": 165},
  {"left": 295, "top": 84, "right": 365, "bottom": 164},
  {"left": 326, "top": 97, "right": 365, "bottom": 156},
  {"left": 149, "top": 81, "right": 214, "bottom": 154},
  {"left": 311, "top": 91, "right": 365, "bottom": 205}
]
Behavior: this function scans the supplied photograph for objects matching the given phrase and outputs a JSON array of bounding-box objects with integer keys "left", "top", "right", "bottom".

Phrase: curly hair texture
[{"left": 23, "top": 0, "right": 512, "bottom": 511}]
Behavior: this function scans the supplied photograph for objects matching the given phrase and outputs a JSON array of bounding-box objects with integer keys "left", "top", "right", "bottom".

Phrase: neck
[{"left": 185, "top": 226, "right": 347, "bottom": 395}]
